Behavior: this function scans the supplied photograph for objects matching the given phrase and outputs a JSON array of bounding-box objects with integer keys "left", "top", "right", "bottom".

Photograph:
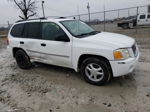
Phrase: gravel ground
[{"left": 0, "top": 26, "right": 150, "bottom": 112}]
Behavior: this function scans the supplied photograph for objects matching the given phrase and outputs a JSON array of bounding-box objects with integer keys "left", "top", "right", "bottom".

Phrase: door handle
[
  {"left": 20, "top": 41, "right": 24, "bottom": 44},
  {"left": 41, "top": 43, "right": 46, "bottom": 47}
]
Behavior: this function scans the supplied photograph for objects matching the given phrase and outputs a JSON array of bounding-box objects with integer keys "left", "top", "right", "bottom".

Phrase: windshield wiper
[
  {"left": 76, "top": 33, "right": 89, "bottom": 37},
  {"left": 88, "top": 31, "right": 99, "bottom": 35},
  {"left": 76, "top": 31, "right": 99, "bottom": 38}
]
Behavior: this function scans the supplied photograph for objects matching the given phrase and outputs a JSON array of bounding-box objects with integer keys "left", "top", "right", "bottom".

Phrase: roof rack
[
  {"left": 15, "top": 16, "right": 73, "bottom": 23},
  {"left": 46, "top": 16, "right": 67, "bottom": 19},
  {"left": 58, "top": 17, "right": 67, "bottom": 19},
  {"left": 16, "top": 17, "right": 47, "bottom": 23}
]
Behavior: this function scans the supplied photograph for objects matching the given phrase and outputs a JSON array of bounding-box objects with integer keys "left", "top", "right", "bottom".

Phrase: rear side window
[
  {"left": 139, "top": 15, "right": 146, "bottom": 19},
  {"left": 148, "top": 14, "right": 150, "bottom": 19},
  {"left": 10, "top": 23, "right": 24, "bottom": 37},
  {"left": 23, "top": 22, "right": 41, "bottom": 39}
]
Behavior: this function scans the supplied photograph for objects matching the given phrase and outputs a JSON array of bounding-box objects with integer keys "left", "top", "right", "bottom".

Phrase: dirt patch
[{"left": 0, "top": 28, "right": 150, "bottom": 112}]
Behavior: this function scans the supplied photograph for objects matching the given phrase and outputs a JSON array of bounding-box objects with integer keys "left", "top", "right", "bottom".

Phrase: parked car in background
[
  {"left": 118, "top": 13, "right": 150, "bottom": 29},
  {"left": 8, "top": 18, "right": 139, "bottom": 85}
]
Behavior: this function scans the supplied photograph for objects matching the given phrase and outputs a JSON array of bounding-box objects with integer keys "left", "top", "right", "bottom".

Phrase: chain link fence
[{"left": 66, "top": 5, "right": 150, "bottom": 35}]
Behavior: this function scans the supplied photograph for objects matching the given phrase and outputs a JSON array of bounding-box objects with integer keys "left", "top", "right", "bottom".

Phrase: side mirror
[{"left": 56, "top": 35, "right": 70, "bottom": 42}]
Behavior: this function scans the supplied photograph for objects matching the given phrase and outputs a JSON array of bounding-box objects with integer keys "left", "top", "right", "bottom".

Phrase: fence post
[
  {"left": 136, "top": 6, "right": 139, "bottom": 33},
  {"left": 88, "top": 13, "right": 91, "bottom": 24},
  {"left": 87, "top": 3, "right": 91, "bottom": 24},
  {"left": 78, "top": 15, "right": 80, "bottom": 20},
  {"left": 104, "top": 11, "right": 106, "bottom": 31},
  {"left": 128, "top": 9, "right": 130, "bottom": 17},
  {"left": 118, "top": 9, "right": 120, "bottom": 18}
]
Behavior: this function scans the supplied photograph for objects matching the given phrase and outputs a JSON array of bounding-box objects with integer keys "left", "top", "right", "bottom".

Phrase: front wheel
[{"left": 81, "top": 57, "right": 112, "bottom": 86}]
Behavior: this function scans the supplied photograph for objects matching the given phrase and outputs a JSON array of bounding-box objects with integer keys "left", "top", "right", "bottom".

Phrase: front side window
[
  {"left": 61, "top": 20, "right": 98, "bottom": 38},
  {"left": 10, "top": 23, "right": 24, "bottom": 37},
  {"left": 140, "top": 15, "right": 146, "bottom": 19},
  {"left": 42, "top": 22, "right": 67, "bottom": 41}
]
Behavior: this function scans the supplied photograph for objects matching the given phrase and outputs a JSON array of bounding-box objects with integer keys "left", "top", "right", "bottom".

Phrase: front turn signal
[{"left": 113, "top": 51, "right": 124, "bottom": 60}]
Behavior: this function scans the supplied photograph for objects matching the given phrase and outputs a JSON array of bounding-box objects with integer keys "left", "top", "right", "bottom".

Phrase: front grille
[{"left": 132, "top": 44, "right": 138, "bottom": 57}]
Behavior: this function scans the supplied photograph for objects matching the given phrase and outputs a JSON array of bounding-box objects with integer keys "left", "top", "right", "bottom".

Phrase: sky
[{"left": 0, "top": 0, "right": 150, "bottom": 25}]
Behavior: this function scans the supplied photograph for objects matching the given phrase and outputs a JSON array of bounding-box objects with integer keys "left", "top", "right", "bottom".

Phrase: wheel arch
[
  {"left": 77, "top": 54, "right": 113, "bottom": 75},
  {"left": 12, "top": 47, "right": 27, "bottom": 58}
]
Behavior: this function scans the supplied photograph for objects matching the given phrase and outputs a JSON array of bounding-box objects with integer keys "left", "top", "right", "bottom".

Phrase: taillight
[{"left": 6, "top": 37, "right": 9, "bottom": 45}]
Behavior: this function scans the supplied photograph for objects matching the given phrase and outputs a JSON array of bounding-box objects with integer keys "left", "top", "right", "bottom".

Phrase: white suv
[{"left": 8, "top": 18, "right": 139, "bottom": 85}]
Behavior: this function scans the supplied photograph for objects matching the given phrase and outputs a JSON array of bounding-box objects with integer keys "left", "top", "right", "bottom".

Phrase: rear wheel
[
  {"left": 122, "top": 24, "right": 128, "bottom": 29},
  {"left": 15, "top": 50, "right": 32, "bottom": 69},
  {"left": 81, "top": 57, "right": 112, "bottom": 86}
]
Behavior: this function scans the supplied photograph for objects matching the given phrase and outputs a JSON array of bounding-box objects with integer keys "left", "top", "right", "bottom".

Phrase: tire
[
  {"left": 81, "top": 57, "right": 112, "bottom": 86},
  {"left": 122, "top": 24, "right": 128, "bottom": 29},
  {"left": 15, "top": 50, "right": 32, "bottom": 69},
  {"left": 128, "top": 23, "right": 133, "bottom": 29}
]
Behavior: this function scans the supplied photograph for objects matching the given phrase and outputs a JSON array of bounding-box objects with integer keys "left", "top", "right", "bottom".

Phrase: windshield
[{"left": 60, "top": 20, "right": 99, "bottom": 38}]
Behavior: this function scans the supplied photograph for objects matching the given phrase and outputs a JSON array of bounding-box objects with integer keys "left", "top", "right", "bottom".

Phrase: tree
[{"left": 9, "top": 0, "right": 37, "bottom": 20}]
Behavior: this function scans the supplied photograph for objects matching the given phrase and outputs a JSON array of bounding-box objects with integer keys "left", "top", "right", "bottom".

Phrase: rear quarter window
[{"left": 10, "top": 23, "right": 24, "bottom": 37}]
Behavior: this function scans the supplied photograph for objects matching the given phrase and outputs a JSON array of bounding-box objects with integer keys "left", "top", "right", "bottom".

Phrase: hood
[{"left": 82, "top": 32, "right": 135, "bottom": 49}]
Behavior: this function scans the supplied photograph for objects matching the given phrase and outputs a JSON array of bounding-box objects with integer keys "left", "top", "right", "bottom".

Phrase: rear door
[{"left": 22, "top": 22, "right": 42, "bottom": 61}]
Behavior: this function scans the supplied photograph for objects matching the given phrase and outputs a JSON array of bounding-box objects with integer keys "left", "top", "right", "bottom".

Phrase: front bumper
[{"left": 109, "top": 53, "right": 139, "bottom": 77}]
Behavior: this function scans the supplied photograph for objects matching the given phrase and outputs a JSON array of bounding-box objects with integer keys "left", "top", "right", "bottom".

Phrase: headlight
[{"left": 113, "top": 48, "right": 130, "bottom": 60}]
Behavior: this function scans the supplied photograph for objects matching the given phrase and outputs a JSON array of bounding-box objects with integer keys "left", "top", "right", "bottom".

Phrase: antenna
[{"left": 42, "top": 1, "right": 45, "bottom": 18}]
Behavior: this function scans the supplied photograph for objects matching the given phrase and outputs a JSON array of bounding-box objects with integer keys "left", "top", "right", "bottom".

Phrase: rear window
[
  {"left": 139, "top": 15, "right": 146, "bottom": 19},
  {"left": 10, "top": 23, "right": 24, "bottom": 37},
  {"left": 148, "top": 14, "right": 150, "bottom": 19}
]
